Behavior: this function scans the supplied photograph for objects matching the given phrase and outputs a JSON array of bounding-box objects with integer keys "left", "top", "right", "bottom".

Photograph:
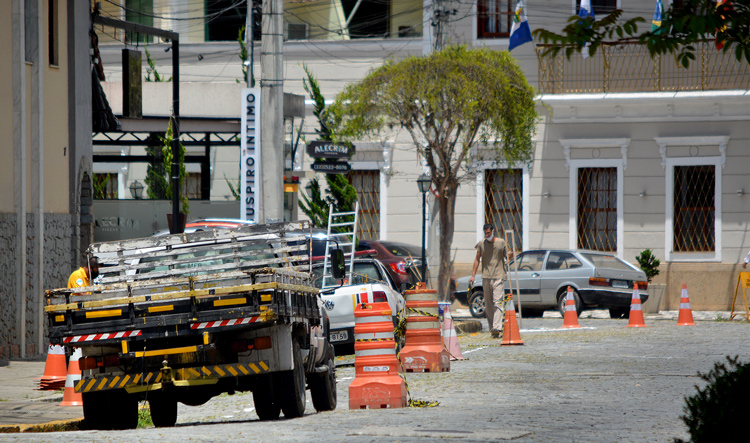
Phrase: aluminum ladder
[{"left": 321, "top": 201, "right": 359, "bottom": 288}]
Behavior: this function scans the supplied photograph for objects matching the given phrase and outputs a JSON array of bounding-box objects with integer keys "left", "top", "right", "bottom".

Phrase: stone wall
[{"left": 0, "top": 213, "right": 72, "bottom": 360}]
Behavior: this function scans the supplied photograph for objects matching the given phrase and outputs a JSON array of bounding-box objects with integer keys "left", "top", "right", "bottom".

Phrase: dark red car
[{"left": 356, "top": 240, "right": 428, "bottom": 290}]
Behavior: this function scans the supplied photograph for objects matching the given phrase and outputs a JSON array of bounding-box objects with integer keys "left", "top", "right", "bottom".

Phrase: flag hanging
[
  {"left": 509, "top": 0, "right": 533, "bottom": 51},
  {"left": 578, "top": 0, "right": 595, "bottom": 58},
  {"left": 715, "top": 0, "right": 729, "bottom": 50},
  {"left": 651, "top": 0, "right": 663, "bottom": 33}
]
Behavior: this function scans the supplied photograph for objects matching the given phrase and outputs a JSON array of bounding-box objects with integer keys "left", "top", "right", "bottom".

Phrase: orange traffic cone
[
  {"left": 439, "top": 302, "right": 464, "bottom": 360},
  {"left": 626, "top": 284, "right": 647, "bottom": 328},
  {"left": 37, "top": 344, "right": 67, "bottom": 390},
  {"left": 677, "top": 283, "right": 696, "bottom": 326},
  {"left": 60, "top": 348, "right": 83, "bottom": 406},
  {"left": 500, "top": 295, "right": 524, "bottom": 346},
  {"left": 562, "top": 287, "right": 581, "bottom": 328}
]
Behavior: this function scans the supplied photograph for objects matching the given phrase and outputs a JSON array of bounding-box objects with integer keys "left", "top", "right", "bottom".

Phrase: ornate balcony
[{"left": 536, "top": 41, "right": 750, "bottom": 94}]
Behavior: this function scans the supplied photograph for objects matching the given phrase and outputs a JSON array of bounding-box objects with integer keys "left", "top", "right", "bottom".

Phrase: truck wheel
[
  {"left": 110, "top": 391, "right": 139, "bottom": 430},
  {"left": 278, "top": 340, "right": 306, "bottom": 418},
  {"left": 252, "top": 374, "right": 280, "bottom": 420},
  {"left": 149, "top": 394, "right": 178, "bottom": 427},
  {"left": 310, "top": 344, "right": 337, "bottom": 412},
  {"left": 82, "top": 391, "right": 108, "bottom": 430}
]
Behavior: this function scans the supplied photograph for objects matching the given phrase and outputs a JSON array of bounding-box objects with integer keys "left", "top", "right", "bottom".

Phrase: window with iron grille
[
  {"left": 477, "top": 0, "right": 512, "bottom": 38},
  {"left": 575, "top": 0, "right": 617, "bottom": 15},
  {"left": 485, "top": 169, "right": 522, "bottom": 250},
  {"left": 347, "top": 170, "right": 380, "bottom": 240},
  {"left": 577, "top": 167, "right": 616, "bottom": 251},
  {"left": 94, "top": 173, "right": 118, "bottom": 199},
  {"left": 673, "top": 165, "right": 715, "bottom": 252}
]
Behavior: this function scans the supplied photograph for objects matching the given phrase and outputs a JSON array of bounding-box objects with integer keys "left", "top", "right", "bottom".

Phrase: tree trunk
[{"left": 436, "top": 182, "right": 458, "bottom": 302}]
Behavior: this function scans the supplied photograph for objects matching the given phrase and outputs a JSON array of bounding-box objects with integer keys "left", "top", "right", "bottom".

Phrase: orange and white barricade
[
  {"left": 400, "top": 284, "right": 449, "bottom": 372},
  {"left": 349, "top": 302, "right": 407, "bottom": 409}
]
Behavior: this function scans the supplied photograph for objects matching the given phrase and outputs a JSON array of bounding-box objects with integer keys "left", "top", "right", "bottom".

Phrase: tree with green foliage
[
  {"left": 145, "top": 118, "right": 188, "bottom": 214},
  {"left": 328, "top": 46, "right": 538, "bottom": 300},
  {"left": 533, "top": 0, "right": 749, "bottom": 68},
  {"left": 298, "top": 65, "right": 359, "bottom": 231}
]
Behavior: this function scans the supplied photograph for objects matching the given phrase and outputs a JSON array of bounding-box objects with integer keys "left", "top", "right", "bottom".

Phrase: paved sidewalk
[{"left": 0, "top": 361, "right": 83, "bottom": 432}]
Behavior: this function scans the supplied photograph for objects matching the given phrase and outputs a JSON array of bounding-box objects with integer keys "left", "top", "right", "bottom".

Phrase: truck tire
[
  {"left": 310, "top": 344, "right": 337, "bottom": 412},
  {"left": 149, "top": 393, "right": 178, "bottom": 427},
  {"left": 278, "top": 340, "right": 306, "bottom": 418},
  {"left": 82, "top": 391, "right": 107, "bottom": 430},
  {"left": 252, "top": 374, "right": 280, "bottom": 420}
]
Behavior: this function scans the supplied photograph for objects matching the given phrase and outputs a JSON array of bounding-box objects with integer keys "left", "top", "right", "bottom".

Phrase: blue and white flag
[
  {"left": 651, "top": 0, "right": 663, "bottom": 33},
  {"left": 578, "top": 0, "right": 595, "bottom": 58},
  {"left": 508, "top": 0, "right": 533, "bottom": 51}
]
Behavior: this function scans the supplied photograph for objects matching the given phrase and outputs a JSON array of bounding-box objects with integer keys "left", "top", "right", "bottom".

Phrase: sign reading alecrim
[{"left": 306, "top": 141, "right": 355, "bottom": 159}]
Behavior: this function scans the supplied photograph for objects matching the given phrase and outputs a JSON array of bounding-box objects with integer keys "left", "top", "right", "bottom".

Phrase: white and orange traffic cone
[
  {"left": 500, "top": 295, "right": 524, "bottom": 346},
  {"left": 626, "top": 284, "right": 647, "bottom": 328},
  {"left": 60, "top": 348, "right": 83, "bottom": 406},
  {"left": 37, "top": 344, "right": 67, "bottom": 390},
  {"left": 677, "top": 283, "right": 696, "bottom": 326},
  {"left": 439, "top": 302, "right": 464, "bottom": 360},
  {"left": 562, "top": 287, "right": 581, "bottom": 328}
]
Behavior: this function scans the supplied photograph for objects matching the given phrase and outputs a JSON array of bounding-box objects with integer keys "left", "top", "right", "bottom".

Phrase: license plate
[
  {"left": 611, "top": 280, "right": 629, "bottom": 289},
  {"left": 329, "top": 330, "right": 349, "bottom": 342}
]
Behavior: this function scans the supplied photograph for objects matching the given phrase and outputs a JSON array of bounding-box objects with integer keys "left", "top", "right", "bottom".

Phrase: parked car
[
  {"left": 454, "top": 249, "right": 649, "bottom": 319},
  {"left": 310, "top": 258, "right": 405, "bottom": 354},
  {"left": 356, "top": 240, "right": 428, "bottom": 290}
]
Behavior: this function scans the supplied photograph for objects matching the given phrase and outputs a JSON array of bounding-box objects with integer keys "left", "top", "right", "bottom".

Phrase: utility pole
[{"left": 260, "top": 0, "right": 284, "bottom": 223}]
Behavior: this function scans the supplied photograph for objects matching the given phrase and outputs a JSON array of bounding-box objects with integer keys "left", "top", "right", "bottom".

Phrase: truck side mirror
[{"left": 331, "top": 249, "right": 346, "bottom": 279}]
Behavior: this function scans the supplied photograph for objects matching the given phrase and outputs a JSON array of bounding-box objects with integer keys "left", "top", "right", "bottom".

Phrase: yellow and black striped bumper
[{"left": 75, "top": 361, "right": 270, "bottom": 394}]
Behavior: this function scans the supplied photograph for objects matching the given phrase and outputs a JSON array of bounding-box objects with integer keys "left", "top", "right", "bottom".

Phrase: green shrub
[
  {"left": 675, "top": 356, "right": 749, "bottom": 443},
  {"left": 635, "top": 249, "right": 660, "bottom": 282}
]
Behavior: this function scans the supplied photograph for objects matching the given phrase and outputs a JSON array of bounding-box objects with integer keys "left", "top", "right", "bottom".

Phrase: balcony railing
[{"left": 536, "top": 41, "right": 750, "bottom": 94}]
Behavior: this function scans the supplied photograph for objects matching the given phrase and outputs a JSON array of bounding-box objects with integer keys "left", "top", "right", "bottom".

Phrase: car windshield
[
  {"left": 311, "top": 262, "right": 387, "bottom": 288},
  {"left": 380, "top": 242, "right": 422, "bottom": 258},
  {"left": 580, "top": 253, "right": 635, "bottom": 271}
]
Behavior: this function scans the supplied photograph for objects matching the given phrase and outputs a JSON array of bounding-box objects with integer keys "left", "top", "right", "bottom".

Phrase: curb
[{"left": 0, "top": 418, "right": 83, "bottom": 434}]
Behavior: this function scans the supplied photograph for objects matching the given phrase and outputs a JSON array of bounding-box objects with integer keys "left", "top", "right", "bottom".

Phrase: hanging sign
[
  {"left": 306, "top": 141, "right": 354, "bottom": 159},
  {"left": 240, "top": 88, "right": 261, "bottom": 222}
]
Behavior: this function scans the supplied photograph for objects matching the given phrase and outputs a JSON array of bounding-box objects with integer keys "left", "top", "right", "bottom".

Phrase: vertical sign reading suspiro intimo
[{"left": 240, "top": 88, "right": 261, "bottom": 222}]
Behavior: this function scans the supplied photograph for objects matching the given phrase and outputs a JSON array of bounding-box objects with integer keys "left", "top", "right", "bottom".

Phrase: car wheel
[
  {"left": 609, "top": 307, "right": 630, "bottom": 319},
  {"left": 468, "top": 291, "right": 485, "bottom": 318},
  {"left": 557, "top": 289, "right": 582, "bottom": 317}
]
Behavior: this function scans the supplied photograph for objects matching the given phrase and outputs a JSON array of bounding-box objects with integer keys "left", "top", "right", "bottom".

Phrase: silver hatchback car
[{"left": 454, "top": 249, "right": 649, "bottom": 319}]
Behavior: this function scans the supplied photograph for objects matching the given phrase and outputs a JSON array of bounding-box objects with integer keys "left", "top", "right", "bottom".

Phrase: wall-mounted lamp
[
  {"left": 737, "top": 189, "right": 745, "bottom": 196},
  {"left": 129, "top": 180, "right": 144, "bottom": 199},
  {"left": 542, "top": 192, "right": 550, "bottom": 199},
  {"left": 639, "top": 191, "right": 646, "bottom": 197}
]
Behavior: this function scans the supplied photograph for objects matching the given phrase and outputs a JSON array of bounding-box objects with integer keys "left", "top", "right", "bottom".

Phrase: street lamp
[
  {"left": 129, "top": 180, "right": 144, "bottom": 199},
  {"left": 417, "top": 173, "right": 431, "bottom": 283}
]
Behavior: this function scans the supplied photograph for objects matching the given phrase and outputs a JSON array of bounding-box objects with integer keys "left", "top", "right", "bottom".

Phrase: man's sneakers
[{"left": 490, "top": 329, "right": 501, "bottom": 339}]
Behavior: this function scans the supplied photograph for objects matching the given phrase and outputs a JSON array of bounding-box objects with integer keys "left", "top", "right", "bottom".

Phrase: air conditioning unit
[{"left": 285, "top": 23, "right": 309, "bottom": 40}]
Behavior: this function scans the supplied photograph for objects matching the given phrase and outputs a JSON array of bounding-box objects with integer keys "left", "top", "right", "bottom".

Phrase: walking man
[{"left": 470, "top": 224, "right": 513, "bottom": 338}]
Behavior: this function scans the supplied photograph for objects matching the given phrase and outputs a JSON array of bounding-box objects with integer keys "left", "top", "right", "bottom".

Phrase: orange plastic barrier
[
  {"left": 562, "top": 287, "right": 581, "bottom": 328},
  {"left": 500, "top": 295, "right": 524, "bottom": 346},
  {"left": 677, "top": 283, "right": 696, "bottom": 326},
  {"left": 37, "top": 344, "right": 67, "bottom": 390},
  {"left": 60, "top": 348, "right": 83, "bottom": 406},
  {"left": 400, "top": 284, "right": 449, "bottom": 373},
  {"left": 626, "top": 284, "right": 648, "bottom": 328},
  {"left": 349, "top": 302, "right": 407, "bottom": 409}
]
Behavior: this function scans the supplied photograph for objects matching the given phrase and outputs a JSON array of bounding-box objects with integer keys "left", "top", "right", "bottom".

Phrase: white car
[{"left": 311, "top": 258, "right": 405, "bottom": 354}]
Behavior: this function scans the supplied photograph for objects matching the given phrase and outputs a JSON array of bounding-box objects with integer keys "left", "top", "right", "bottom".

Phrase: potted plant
[{"left": 636, "top": 249, "right": 663, "bottom": 313}]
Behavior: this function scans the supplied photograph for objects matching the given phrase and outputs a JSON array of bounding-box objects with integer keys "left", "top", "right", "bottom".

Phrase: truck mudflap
[{"left": 75, "top": 360, "right": 271, "bottom": 394}]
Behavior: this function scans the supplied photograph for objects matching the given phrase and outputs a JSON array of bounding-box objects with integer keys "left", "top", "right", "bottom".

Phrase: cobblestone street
[{"left": 4, "top": 316, "right": 745, "bottom": 442}]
